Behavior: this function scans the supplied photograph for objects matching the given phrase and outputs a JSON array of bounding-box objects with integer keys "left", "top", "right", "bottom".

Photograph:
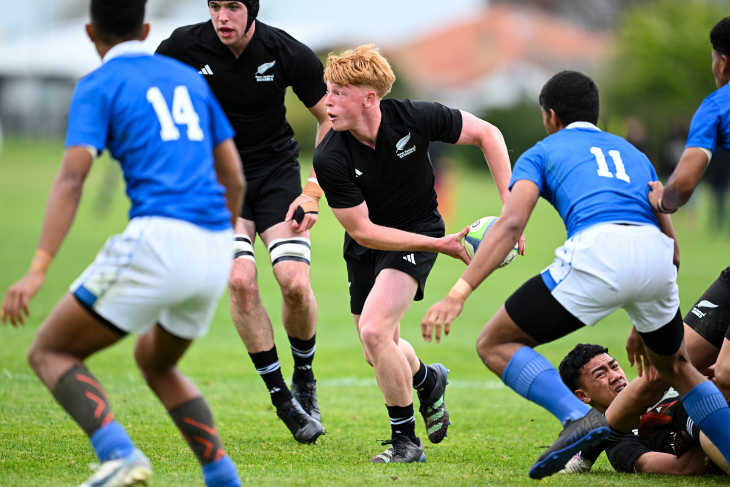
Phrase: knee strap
[
  {"left": 234, "top": 235, "right": 255, "bottom": 262},
  {"left": 268, "top": 237, "right": 311, "bottom": 266}
]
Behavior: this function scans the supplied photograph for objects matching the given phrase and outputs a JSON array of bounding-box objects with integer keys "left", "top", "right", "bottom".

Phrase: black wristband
[{"left": 657, "top": 199, "right": 677, "bottom": 214}]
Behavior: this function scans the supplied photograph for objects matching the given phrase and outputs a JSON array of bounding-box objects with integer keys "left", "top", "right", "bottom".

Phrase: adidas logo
[
  {"left": 655, "top": 406, "right": 663, "bottom": 413},
  {"left": 198, "top": 64, "right": 213, "bottom": 75},
  {"left": 403, "top": 254, "right": 416, "bottom": 265},
  {"left": 355, "top": 169, "right": 363, "bottom": 177},
  {"left": 269, "top": 387, "right": 281, "bottom": 394},
  {"left": 297, "top": 365, "right": 312, "bottom": 370}
]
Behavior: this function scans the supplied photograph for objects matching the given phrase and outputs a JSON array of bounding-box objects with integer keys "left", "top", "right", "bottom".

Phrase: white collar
[
  {"left": 103, "top": 40, "right": 150, "bottom": 63},
  {"left": 565, "top": 121, "right": 601, "bottom": 131}
]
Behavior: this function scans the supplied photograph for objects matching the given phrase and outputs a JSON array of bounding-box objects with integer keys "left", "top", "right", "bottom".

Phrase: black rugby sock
[
  {"left": 579, "top": 439, "right": 609, "bottom": 462},
  {"left": 249, "top": 346, "right": 293, "bottom": 410},
  {"left": 288, "top": 334, "right": 316, "bottom": 384},
  {"left": 606, "top": 425, "right": 628, "bottom": 443},
  {"left": 169, "top": 397, "right": 226, "bottom": 466},
  {"left": 412, "top": 361, "right": 437, "bottom": 397},
  {"left": 386, "top": 404, "right": 417, "bottom": 443},
  {"left": 52, "top": 365, "right": 115, "bottom": 436}
]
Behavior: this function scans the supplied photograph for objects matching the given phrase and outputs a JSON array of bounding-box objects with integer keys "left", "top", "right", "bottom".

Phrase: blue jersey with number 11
[
  {"left": 510, "top": 123, "right": 659, "bottom": 238},
  {"left": 65, "top": 42, "right": 235, "bottom": 230}
]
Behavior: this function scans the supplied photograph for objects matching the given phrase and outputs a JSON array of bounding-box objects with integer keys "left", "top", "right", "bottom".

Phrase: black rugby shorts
[
  {"left": 344, "top": 218, "right": 445, "bottom": 315},
  {"left": 240, "top": 161, "right": 303, "bottom": 233},
  {"left": 684, "top": 267, "right": 730, "bottom": 349}
]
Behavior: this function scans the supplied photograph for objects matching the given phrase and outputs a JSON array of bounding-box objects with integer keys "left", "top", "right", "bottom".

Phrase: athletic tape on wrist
[
  {"left": 234, "top": 235, "right": 255, "bottom": 262},
  {"left": 447, "top": 278, "right": 473, "bottom": 303},
  {"left": 30, "top": 249, "right": 53, "bottom": 274},
  {"left": 268, "top": 237, "right": 311, "bottom": 266},
  {"left": 301, "top": 180, "right": 323, "bottom": 214}
]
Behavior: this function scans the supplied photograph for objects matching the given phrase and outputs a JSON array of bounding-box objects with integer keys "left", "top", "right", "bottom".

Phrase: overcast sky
[{"left": 0, "top": 0, "right": 485, "bottom": 49}]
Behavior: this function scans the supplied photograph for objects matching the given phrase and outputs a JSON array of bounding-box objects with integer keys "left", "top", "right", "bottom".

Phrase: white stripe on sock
[{"left": 256, "top": 361, "right": 281, "bottom": 375}]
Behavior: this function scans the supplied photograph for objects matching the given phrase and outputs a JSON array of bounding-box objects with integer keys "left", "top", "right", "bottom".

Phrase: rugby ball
[{"left": 463, "top": 216, "right": 518, "bottom": 268}]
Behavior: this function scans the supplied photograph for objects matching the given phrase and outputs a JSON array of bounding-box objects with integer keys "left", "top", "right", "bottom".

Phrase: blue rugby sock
[
  {"left": 682, "top": 381, "right": 730, "bottom": 464},
  {"left": 202, "top": 456, "right": 241, "bottom": 487},
  {"left": 502, "top": 346, "right": 590, "bottom": 425},
  {"left": 90, "top": 421, "right": 135, "bottom": 462}
]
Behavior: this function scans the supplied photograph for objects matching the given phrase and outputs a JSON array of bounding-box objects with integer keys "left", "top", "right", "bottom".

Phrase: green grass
[{"left": 1, "top": 137, "right": 730, "bottom": 486}]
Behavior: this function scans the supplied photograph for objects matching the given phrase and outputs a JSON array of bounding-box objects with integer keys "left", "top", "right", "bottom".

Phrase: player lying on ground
[
  {"left": 157, "top": 0, "right": 331, "bottom": 443},
  {"left": 422, "top": 70, "right": 730, "bottom": 479},
  {"left": 313, "top": 44, "right": 523, "bottom": 463},
  {"left": 0, "top": 1, "right": 245, "bottom": 486},
  {"left": 559, "top": 344, "right": 727, "bottom": 475}
]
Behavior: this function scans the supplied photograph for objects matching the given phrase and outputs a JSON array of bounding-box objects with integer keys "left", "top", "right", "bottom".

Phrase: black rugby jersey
[
  {"left": 157, "top": 20, "right": 327, "bottom": 179},
  {"left": 605, "top": 431, "right": 675, "bottom": 473},
  {"left": 313, "top": 99, "right": 463, "bottom": 230}
]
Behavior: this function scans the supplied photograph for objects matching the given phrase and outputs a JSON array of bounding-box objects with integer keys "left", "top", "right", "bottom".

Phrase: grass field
[{"left": 2, "top": 137, "right": 730, "bottom": 486}]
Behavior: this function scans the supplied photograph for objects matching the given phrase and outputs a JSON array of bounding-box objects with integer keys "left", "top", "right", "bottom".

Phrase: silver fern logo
[
  {"left": 396, "top": 133, "right": 416, "bottom": 158},
  {"left": 396, "top": 133, "right": 411, "bottom": 151},
  {"left": 257, "top": 61, "right": 276, "bottom": 74},
  {"left": 256, "top": 61, "right": 276, "bottom": 81}
]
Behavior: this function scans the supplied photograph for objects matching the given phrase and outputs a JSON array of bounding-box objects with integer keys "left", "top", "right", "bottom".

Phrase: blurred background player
[
  {"left": 558, "top": 344, "right": 726, "bottom": 476},
  {"left": 422, "top": 70, "right": 730, "bottom": 479},
  {"left": 314, "top": 45, "right": 520, "bottom": 463},
  {"left": 0, "top": 0, "right": 245, "bottom": 486},
  {"left": 156, "top": 0, "right": 330, "bottom": 443}
]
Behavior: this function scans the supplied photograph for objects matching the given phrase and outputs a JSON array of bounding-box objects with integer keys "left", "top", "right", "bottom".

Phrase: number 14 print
[{"left": 591, "top": 147, "right": 630, "bottom": 183}]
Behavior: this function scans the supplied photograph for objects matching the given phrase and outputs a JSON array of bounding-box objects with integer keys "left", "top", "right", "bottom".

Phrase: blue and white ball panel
[
  {"left": 71, "top": 216, "right": 234, "bottom": 340},
  {"left": 541, "top": 223, "right": 678, "bottom": 333}
]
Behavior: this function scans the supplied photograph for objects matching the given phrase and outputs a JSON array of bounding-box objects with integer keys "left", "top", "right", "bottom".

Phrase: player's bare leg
[
  {"left": 260, "top": 221, "right": 321, "bottom": 422},
  {"left": 228, "top": 218, "right": 323, "bottom": 442},
  {"left": 354, "top": 270, "right": 427, "bottom": 462},
  {"left": 606, "top": 324, "right": 722, "bottom": 433}
]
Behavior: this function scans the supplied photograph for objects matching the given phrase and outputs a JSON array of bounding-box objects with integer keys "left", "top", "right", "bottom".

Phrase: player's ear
[
  {"left": 363, "top": 89, "right": 377, "bottom": 108},
  {"left": 574, "top": 389, "right": 591, "bottom": 404},
  {"left": 140, "top": 23, "right": 151, "bottom": 41},
  {"left": 85, "top": 23, "right": 97, "bottom": 44}
]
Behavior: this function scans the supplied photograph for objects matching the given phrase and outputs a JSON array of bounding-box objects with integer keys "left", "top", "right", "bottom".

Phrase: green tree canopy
[{"left": 602, "top": 0, "right": 727, "bottom": 153}]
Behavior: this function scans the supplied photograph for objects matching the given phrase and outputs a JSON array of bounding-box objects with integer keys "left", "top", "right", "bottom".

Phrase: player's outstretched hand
[
  {"left": 285, "top": 195, "right": 318, "bottom": 233},
  {"left": 422, "top": 296, "right": 463, "bottom": 343},
  {"left": 439, "top": 226, "right": 472, "bottom": 265},
  {"left": 647, "top": 181, "right": 664, "bottom": 211},
  {"left": 626, "top": 325, "right": 658, "bottom": 381},
  {"left": 1, "top": 270, "right": 45, "bottom": 327}
]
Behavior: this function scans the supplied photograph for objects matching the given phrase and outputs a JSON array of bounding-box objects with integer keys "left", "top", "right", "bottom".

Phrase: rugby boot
[
  {"left": 79, "top": 449, "right": 152, "bottom": 487},
  {"left": 291, "top": 379, "right": 321, "bottom": 423},
  {"left": 276, "top": 398, "right": 325, "bottom": 444},
  {"left": 529, "top": 408, "right": 610, "bottom": 480},
  {"left": 370, "top": 436, "right": 426, "bottom": 463},
  {"left": 417, "top": 363, "right": 450, "bottom": 444},
  {"left": 558, "top": 452, "right": 593, "bottom": 474},
  {"left": 638, "top": 399, "right": 681, "bottom": 440}
]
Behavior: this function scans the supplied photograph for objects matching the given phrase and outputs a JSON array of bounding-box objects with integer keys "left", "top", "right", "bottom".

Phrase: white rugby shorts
[
  {"left": 541, "top": 223, "right": 679, "bottom": 333},
  {"left": 71, "top": 216, "right": 234, "bottom": 340}
]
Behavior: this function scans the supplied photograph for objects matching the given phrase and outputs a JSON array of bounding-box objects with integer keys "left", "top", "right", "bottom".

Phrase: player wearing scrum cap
[
  {"left": 313, "top": 45, "right": 520, "bottom": 463},
  {"left": 157, "top": 1, "right": 330, "bottom": 443}
]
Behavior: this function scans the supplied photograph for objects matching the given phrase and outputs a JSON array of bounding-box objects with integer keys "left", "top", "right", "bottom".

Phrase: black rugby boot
[
  {"left": 370, "top": 436, "right": 426, "bottom": 463},
  {"left": 529, "top": 408, "right": 609, "bottom": 479},
  {"left": 276, "top": 398, "right": 325, "bottom": 444},
  {"left": 417, "top": 363, "right": 450, "bottom": 444},
  {"left": 291, "top": 379, "right": 321, "bottom": 423}
]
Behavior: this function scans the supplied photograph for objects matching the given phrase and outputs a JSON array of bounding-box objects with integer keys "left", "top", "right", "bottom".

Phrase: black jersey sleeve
[
  {"left": 313, "top": 135, "right": 365, "bottom": 209},
  {"left": 407, "top": 100, "right": 463, "bottom": 144},
  {"left": 156, "top": 30, "right": 183, "bottom": 59},
  {"left": 605, "top": 434, "right": 653, "bottom": 473},
  {"left": 289, "top": 43, "right": 327, "bottom": 108}
]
